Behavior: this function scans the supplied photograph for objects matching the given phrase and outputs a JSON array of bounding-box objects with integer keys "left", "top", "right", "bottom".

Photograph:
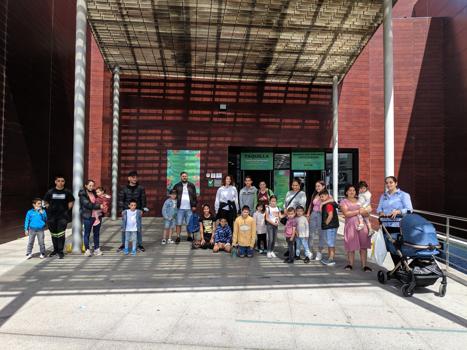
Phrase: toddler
[
  {"left": 93, "top": 187, "right": 111, "bottom": 226},
  {"left": 357, "top": 181, "right": 372, "bottom": 231}
]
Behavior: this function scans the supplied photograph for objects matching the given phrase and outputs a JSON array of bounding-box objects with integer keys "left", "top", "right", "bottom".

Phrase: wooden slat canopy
[{"left": 87, "top": 0, "right": 393, "bottom": 84}]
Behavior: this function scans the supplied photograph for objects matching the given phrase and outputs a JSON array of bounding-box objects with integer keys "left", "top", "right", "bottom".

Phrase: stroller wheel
[
  {"left": 377, "top": 270, "right": 387, "bottom": 284},
  {"left": 438, "top": 283, "right": 447, "bottom": 297},
  {"left": 401, "top": 284, "right": 414, "bottom": 297}
]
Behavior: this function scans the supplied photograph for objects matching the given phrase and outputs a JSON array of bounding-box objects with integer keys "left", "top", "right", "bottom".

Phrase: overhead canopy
[{"left": 87, "top": 0, "right": 393, "bottom": 85}]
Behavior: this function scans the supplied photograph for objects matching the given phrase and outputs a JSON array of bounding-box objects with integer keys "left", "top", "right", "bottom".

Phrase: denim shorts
[
  {"left": 164, "top": 218, "right": 176, "bottom": 229},
  {"left": 176, "top": 209, "right": 192, "bottom": 226},
  {"left": 322, "top": 228, "right": 337, "bottom": 248}
]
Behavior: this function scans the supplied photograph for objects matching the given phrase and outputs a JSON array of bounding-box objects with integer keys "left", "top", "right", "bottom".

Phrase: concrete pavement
[{"left": 0, "top": 218, "right": 466, "bottom": 349}]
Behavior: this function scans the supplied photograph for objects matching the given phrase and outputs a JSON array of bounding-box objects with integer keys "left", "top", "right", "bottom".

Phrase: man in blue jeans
[{"left": 173, "top": 172, "right": 198, "bottom": 244}]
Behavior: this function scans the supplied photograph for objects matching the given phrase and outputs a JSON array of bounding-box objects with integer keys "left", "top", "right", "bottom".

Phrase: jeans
[
  {"left": 176, "top": 209, "right": 192, "bottom": 226},
  {"left": 322, "top": 228, "right": 338, "bottom": 248},
  {"left": 266, "top": 223, "right": 278, "bottom": 253},
  {"left": 286, "top": 237, "right": 295, "bottom": 262},
  {"left": 257, "top": 233, "right": 267, "bottom": 251},
  {"left": 238, "top": 246, "right": 254, "bottom": 257},
  {"left": 309, "top": 211, "right": 325, "bottom": 249},
  {"left": 27, "top": 229, "right": 46, "bottom": 255},
  {"left": 296, "top": 237, "right": 312, "bottom": 258},
  {"left": 124, "top": 231, "right": 137, "bottom": 253},
  {"left": 83, "top": 217, "right": 101, "bottom": 250},
  {"left": 164, "top": 218, "right": 176, "bottom": 229},
  {"left": 121, "top": 230, "right": 142, "bottom": 246}
]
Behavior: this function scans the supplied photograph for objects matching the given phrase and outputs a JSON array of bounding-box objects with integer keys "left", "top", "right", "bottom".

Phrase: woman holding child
[{"left": 340, "top": 184, "right": 372, "bottom": 271}]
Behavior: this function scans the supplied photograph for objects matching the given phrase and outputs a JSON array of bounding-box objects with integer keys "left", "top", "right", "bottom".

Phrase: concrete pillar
[
  {"left": 384, "top": 0, "right": 395, "bottom": 177},
  {"left": 111, "top": 66, "right": 120, "bottom": 220},
  {"left": 332, "top": 76, "right": 339, "bottom": 200},
  {"left": 71, "top": 0, "right": 87, "bottom": 254}
]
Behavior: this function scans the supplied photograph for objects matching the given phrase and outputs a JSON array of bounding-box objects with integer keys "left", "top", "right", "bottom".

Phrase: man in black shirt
[
  {"left": 117, "top": 171, "right": 148, "bottom": 252},
  {"left": 43, "top": 176, "right": 75, "bottom": 259}
]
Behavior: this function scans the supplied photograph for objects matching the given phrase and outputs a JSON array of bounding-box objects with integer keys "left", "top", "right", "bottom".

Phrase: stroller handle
[{"left": 378, "top": 214, "right": 403, "bottom": 224}]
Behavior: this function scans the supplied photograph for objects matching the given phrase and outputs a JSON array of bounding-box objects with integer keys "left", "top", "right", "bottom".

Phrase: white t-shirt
[
  {"left": 295, "top": 216, "right": 309, "bottom": 238},
  {"left": 254, "top": 211, "right": 266, "bottom": 234},
  {"left": 266, "top": 206, "right": 280, "bottom": 225},
  {"left": 180, "top": 183, "right": 191, "bottom": 210},
  {"left": 125, "top": 210, "right": 138, "bottom": 232},
  {"left": 358, "top": 190, "right": 372, "bottom": 209}
]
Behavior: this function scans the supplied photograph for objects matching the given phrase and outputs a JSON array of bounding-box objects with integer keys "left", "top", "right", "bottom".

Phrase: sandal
[
  {"left": 363, "top": 266, "right": 373, "bottom": 272},
  {"left": 344, "top": 265, "right": 353, "bottom": 270}
]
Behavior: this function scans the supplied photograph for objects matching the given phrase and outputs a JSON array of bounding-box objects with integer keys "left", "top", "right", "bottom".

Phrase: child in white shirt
[{"left": 357, "top": 181, "right": 372, "bottom": 231}]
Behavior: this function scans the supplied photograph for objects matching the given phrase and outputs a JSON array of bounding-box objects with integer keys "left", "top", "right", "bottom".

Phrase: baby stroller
[{"left": 377, "top": 214, "right": 447, "bottom": 297}]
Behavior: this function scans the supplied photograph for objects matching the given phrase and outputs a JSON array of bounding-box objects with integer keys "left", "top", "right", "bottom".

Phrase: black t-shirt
[
  {"left": 44, "top": 188, "right": 75, "bottom": 218},
  {"left": 199, "top": 215, "right": 216, "bottom": 235}
]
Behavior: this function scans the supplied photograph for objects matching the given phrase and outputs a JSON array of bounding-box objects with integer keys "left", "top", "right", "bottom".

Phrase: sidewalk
[{"left": 0, "top": 218, "right": 466, "bottom": 349}]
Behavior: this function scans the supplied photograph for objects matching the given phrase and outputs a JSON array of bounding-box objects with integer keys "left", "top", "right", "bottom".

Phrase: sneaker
[
  {"left": 283, "top": 259, "right": 293, "bottom": 264},
  {"left": 175, "top": 237, "right": 181, "bottom": 244},
  {"left": 167, "top": 239, "right": 174, "bottom": 244},
  {"left": 304, "top": 257, "right": 310, "bottom": 264},
  {"left": 39, "top": 254, "right": 45, "bottom": 259},
  {"left": 94, "top": 248, "right": 103, "bottom": 256},
  {"left": 315, "top": 252, "right": 322, "bottom": 261},
  {"left": 131, "top": 251, "right": 137, "bottom": 256},
  {"left": 49, "top": 251, "right": 57, "bottom": 257},
  {"left": 26, "top": 254, "right": 32, "bottom": 259},
  {"left": 187, "top": 235, "right": 193, "bottom": 242},
  {"left": 321, "top": 258, "right": 336, "bottom": 266},
  {"left": 123, "top": 248, "right": 129, "bottom": 255},
  {"left": 267, "top": 252, "right": 272, "bottom": 259},
  {"left": 84, "top": 249, "right": 92, "bottom": 257},
  {"left": 295, "top": 255, "right": 301, "bottom": 260},
  {"left": 161, "top": 239, "right": 167, "bottom": 245},
  {"left": 270, "top": 252, "right": 277, "bottom": 258},
  {"left": 58, "top": 253, "right": 64, "bottom": 259},
  {"left": 138, "top": 245, "right": 145, "bottom": 252},
  {"left": 117, "top": 244, "right": 124, "bottom": 252}
]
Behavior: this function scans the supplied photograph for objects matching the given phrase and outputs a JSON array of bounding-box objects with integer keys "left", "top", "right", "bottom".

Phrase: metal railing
[{"left": 369, "top": 210, "right": 467, "bottom": 278}]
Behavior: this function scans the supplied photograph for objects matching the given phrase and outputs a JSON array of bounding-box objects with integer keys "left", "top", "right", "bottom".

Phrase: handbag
[{"left": 280, "top": 191, "right": 301, "bottom": 225}]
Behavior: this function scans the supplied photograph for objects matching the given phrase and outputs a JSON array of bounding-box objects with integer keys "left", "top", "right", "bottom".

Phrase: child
[
  {"left": 233, "top": 206, "right": 256, "bottom": 258},
  {"left": 187, "top": 206, "right": 200, "bottom": 248},
  {"left": 213, "top": 218, "right": 232, "bottom": 253},
  {"left": 357, "top": 181, "right": 372, "bottom": 231},
  {"left": 122, "top": 200, "right": 142, "bottom": 256},
  {"left": 265, "top": 196, "right": 281, "bottom": 259},
  {"left": 253, "top": 203, "right": 267, "bottom": 254},
  {"left": 93, "top": 187, "right": 111, "bottom": 226},
  {"left": 199, "top": 204, "right": 216, "bottom": 249},
  {"left": 295, "top": 206, "right": 312, "bottom": 263},
  {"left": 283, "top": 207, "right": 297, "bottom": 264},
  {"left": 161, "top": 190, "right": 177, "bottom": 244},
  {"left": 319, "top": 189, "right": 339, "bottom": 266},
  {"left": 24, "top": 198, "right": 47, "bottom": 259}
]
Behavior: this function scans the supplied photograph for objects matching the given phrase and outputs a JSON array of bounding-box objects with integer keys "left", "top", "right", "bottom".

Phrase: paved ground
[{"left": 0, "top": 218, "right": 466, "bottom": 349}]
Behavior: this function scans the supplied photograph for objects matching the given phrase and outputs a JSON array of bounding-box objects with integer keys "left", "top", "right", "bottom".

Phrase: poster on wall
[
  {"left": 291, "top": 152, "right": 325, "bottom": 170},
  {"left": 274, "top": 170, "right": 290, "bottom": 209},
  {"left": 167, "top": 150, "right": 201, "bottom": 194}
]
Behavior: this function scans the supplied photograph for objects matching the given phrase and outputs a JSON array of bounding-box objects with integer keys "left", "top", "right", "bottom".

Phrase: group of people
[{"left": 23, "top": 169, "right": 413, "bottom": 270}]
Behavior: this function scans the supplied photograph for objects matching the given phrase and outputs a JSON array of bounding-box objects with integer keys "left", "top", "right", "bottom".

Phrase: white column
[
  {"left": 384, "top": 0, "right": 395, "bottom": 177},
  {"left": 332, "top": 76, "right": 339, "bottom": 200},
  {"left": 71, "top": 0, "right": 87, "bottom": 254},
  {"left": 111, "top": 66, "right": 120, "bottom": 220}
]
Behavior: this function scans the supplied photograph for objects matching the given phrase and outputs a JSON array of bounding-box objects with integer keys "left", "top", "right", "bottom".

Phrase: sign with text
[
  {"left": 241, "top": 152, "right": 274, "bottom": 170},
  {"left": 291, "top": 152, "right": 325, "bottom": 170},
  {"left": 274, "top": 170, "right": 290, "bottom": 209}
]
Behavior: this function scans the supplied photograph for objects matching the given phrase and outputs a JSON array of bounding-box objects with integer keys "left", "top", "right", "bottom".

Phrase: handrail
[{"left": 413, "top": 209, "right": 467, "bottom": 223}]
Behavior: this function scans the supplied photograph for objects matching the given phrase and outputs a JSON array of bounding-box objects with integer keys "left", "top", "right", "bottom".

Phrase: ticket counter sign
[
  {"left": 291, "top": 152, "right": 324, "bottom": 170},
  {"left": 241, "top": 152, "right": 273, "bottom": 170}
]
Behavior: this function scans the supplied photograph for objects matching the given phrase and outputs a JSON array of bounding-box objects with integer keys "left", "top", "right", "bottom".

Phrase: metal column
[
  {"left": 111, "top": 66, "right": 120, "bottom": 220},
  {"left": 332, "top": 76, "right": 339, "bottom": 200},
  {"left": 383, "top": 0, "right": 394, "bottom": 177},
  {"left": 71, "top": 0, "right": 87, "bottom": 253}
]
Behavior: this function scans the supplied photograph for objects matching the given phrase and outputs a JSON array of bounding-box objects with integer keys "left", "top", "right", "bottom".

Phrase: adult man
[
  {"left": 239, "top": 176, "right": 257, "bottom": 214},
  {"left": 173, "top": 172, "right": 197, "bottom": 244},
  {"left": 118, "top": 171, "right": 148, "bottom": 252},
  {"left": 43, "top": 175, "right": 75, "bottom": 259}
]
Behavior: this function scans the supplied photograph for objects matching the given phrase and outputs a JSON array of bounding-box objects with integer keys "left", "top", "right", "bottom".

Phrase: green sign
[
  {"left": 241, "top": 152, "right": 273, "bottom": 170},
  {"left": 274, "top": 170, "right": 290, "bottom": 209},
  {"left": 167, "top": 150, "right": 201, "bottom": 194},
  {"left": 292, "top": 152, "right": 324, "bottom": 170}
]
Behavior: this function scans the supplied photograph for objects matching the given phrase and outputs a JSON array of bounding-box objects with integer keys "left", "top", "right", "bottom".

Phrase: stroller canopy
[{"left": 400, "top": 214, "right": 439, "bottom": 247}]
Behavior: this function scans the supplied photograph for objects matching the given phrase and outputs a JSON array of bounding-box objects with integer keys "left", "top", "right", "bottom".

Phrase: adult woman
[
  {"left": 79, "top": 180, "right": 104, "bottom": 256},
  {"left": 284, "top": 179, "right": 306, "bottom": 210},
  {"left": 340, "top": 184, "right": 372, "bottom": 271},
  {"left": 214, "top": 175, "right": 239, "bottom": 229},
  {"left": 256, "top": 181, "right": 274, "bottom": 208},
  {"left": 376, "top": 176, "right": 413, "bottom": 265},
  {"left": 306, "top": 180, "right": 326, "bottom": 261}
]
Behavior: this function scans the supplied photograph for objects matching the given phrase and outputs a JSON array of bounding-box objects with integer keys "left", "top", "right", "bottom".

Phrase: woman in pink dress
[{"left": 340, "top": 184, "right": 372, "bottom": 271}]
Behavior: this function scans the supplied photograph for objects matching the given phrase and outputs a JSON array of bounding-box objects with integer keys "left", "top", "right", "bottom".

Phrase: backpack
[{"left": 187, "top": 213, "right": 200, "bottom": 233}]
